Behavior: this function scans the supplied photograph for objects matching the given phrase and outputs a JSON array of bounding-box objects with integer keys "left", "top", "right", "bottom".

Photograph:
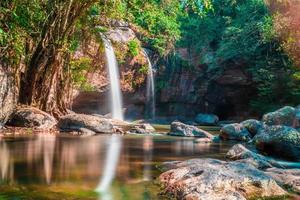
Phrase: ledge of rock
[
  {"left": 168, "top": 121, "right": 214, "bottom": 139},
  {"left": 159, "top": 158, "right": 286, "bottom": 200},
  {"left": 7, "top": 106, "right": 57, "bottom": 129},
  {"left": 58, "top": 114, "right": 114, "bottom": 134}
]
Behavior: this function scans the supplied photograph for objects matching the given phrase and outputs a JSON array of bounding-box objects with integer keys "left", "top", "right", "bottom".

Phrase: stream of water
[
  {"left": 143, "top": 49, "right": 156, "bottom": 119},
  {"left": 102, "top": 36, "right": 124, "bottom": 121}
]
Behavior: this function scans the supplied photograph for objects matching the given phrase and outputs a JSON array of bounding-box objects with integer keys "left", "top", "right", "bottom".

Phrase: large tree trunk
[{"left": 19, "top": 0, "right": 96, "bottom": 117}]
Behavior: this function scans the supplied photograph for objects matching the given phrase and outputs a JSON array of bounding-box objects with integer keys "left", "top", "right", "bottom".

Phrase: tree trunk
[{"left": 19, "top": 0, "right": 96, "bottom": 117}]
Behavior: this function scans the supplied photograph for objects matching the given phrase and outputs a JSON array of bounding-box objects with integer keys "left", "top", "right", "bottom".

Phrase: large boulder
[
  {"left": 241, "top": 119, "right": 263, "bottom": 136},
  {"left": 220, "top": 123, "right": 252, "bottom": 141},
  {"left": 159, "top": 158, "right": 286, "bottom": 200},
  {"left": 226, "top": 144, "right": 283, "bottom": 169},
  {"left": 0, "top": 67, "right": 17, "bottom": 128},
  {"left": 195, "top": 113, "right": 219, "bottom": 126},
  {"left": 168, "top": 121, "right": 214, "bottom": 139},
  {"left": 58, "top": 114, "right": 114, "bottom": 134},
  {"left": 263, "top": 106, "right": 296, "bottom": 127},
  {"left": 7, "top": 107, "right": 57, "bottom": 129},
  {"left": 253, "top": 125, "right": 300, "bottom": 161}
]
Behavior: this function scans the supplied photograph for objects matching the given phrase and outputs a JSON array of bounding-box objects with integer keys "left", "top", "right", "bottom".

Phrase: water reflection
[
  {"left": 0, "top": 135, "right": 234, "bottom": 199},
  {"left": 96, "top": 135, "right": 122, "bottom": 200},
  {"left": 0, "top": 142, "right": 13, "bottom": 181},
  {"left": 143, "top": 136, "right": 153, "bottom": 181}
]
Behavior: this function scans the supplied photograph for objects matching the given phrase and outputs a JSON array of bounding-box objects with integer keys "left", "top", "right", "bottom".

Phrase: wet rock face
[
  {"left": 253, "top": 125, "right": 300, "bottom": 161},
  {"left": 168, "top": 121, "right": 214, "bottom": 139},
  {"left": 156, "top": 62, "right": 256, "bottom": 120},
  {"left": 7, "top": 107, "right": 57, "bottom": 129},
  {"left": 58, "top": 114, "right": 114, "bottom": 134},
  {"left": 220, "top": 123, "right": 252, "bottom": 141},
  {"left": 0, "top": 67, "right": 17, "bottom": 128},
  {"left": 159, "top": 158, "right": 286, "bottom": 200}
]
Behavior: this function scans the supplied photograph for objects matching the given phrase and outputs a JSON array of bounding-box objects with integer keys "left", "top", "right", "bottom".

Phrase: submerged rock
[
  {"left": 220, "top": 123, "right": 252, "bottom": 141},
  {"left": 195, "top": 113, "right": 219, "bottom": 126},
  {"left": 159, "top": 158, "right": 286, "bottom": 200},
  {"left": 253, "top": 125, "right": 300, "bottom": 161},
  {"left": 263, "top": 106, "right": 296, "bottom": 127},
  {"left": 7, "top": 107, "right": 57, "bottom": 129},
  {"left": 168, "top": 121, "right": 214, "bottom": 139},
  {"left": 58, "top": 114, "right": 114, "bottom": 134}
]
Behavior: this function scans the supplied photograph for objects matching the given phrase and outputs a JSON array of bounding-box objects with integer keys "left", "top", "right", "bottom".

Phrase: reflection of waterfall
[
  {"left": 143, "top": 136, "right": 153, "bottom": 181},
  {"left": 0, "top": 142, "right": 13, "bottom": 181},
  {"left": 96, "top": 135, "right": 122, "bottom": 200},
  {"left": 143, "top": 49, "right": 156, "bottom": 119},
  {"left": 102, "top": 36, "right": 124, "bottom": 120},
  {"left": 43, "top": 135, "right": 56, "bottom": 184}
]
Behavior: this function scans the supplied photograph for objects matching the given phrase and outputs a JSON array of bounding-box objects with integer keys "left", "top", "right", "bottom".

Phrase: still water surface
[{"left": 0, "top": 134, "right": 234, "bottom": 200}]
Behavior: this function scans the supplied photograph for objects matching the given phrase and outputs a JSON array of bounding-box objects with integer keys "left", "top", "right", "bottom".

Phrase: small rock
[
  {"left": 168, "top": 121, "right": 214, "bottom": 139},
  {"left": 128, "top": 123, "right": 155, "bottom": 134},
  {"left": 7, "top": 106, "right": 57, "bottom": 129},
  {"left": 195, "top": 113, "right": 219, "bottom": 126},
  {"left": 220, "top": 123, "right": 252, "bottom": 141},
  {"left": 58, "top": 114, "right": 114, "bottom": 134}
]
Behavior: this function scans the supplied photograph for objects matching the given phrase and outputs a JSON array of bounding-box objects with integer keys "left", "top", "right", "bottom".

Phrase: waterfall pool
[{"left": 0, "top": 134, "right": 235, "bottom": 200}]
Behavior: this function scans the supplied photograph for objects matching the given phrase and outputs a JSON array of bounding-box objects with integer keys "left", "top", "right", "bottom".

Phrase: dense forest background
[{"left": 1, "top": 0, "right": 299, "bottom": 119}]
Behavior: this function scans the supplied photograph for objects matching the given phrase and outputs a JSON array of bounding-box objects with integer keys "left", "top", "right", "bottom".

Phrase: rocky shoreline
[
  {"left": 158, "top": 106, "right": 300, "bottom": 200},
  {"left": 1, "top": 105, "right": 300, "bottom": 199}
]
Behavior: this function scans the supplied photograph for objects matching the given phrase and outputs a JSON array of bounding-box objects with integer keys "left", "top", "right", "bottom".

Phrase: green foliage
[
  {"left": 128, "top": 39, "right": 140, "bottom": 57},
  {"left": 70, "top": 57, "right": 95, "bottom": 91},
  {"left": 138, "top": 65, "right": 148, "bottom": 75},
  {"left": 175, "top": 0, "right": 300, "bottom": 114}
]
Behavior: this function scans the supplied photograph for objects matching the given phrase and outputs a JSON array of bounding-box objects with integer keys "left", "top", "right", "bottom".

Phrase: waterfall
[
  {"left": 143, "top": 49, "right": 156, "bottom": 119},
  {"left": 102, "top": 36, "right": 124, "bottom": 121}
]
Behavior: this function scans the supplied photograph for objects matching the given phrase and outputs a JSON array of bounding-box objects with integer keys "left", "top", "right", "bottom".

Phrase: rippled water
[{"left": 0, "top": 134, "right": 234, "bottom": 200}]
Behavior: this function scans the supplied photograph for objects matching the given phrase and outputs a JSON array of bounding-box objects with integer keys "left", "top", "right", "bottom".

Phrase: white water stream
[{"left": 102, "top": 37, "right": 124, "bottom": 120}]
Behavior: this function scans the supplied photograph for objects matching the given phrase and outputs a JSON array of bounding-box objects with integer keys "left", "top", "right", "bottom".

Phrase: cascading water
[
  {"left": 143, "top": 49, "right": 156, "bottom": 119},
  {"left": 102, "top": 36, "right": 124, "bottom": 121}
]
